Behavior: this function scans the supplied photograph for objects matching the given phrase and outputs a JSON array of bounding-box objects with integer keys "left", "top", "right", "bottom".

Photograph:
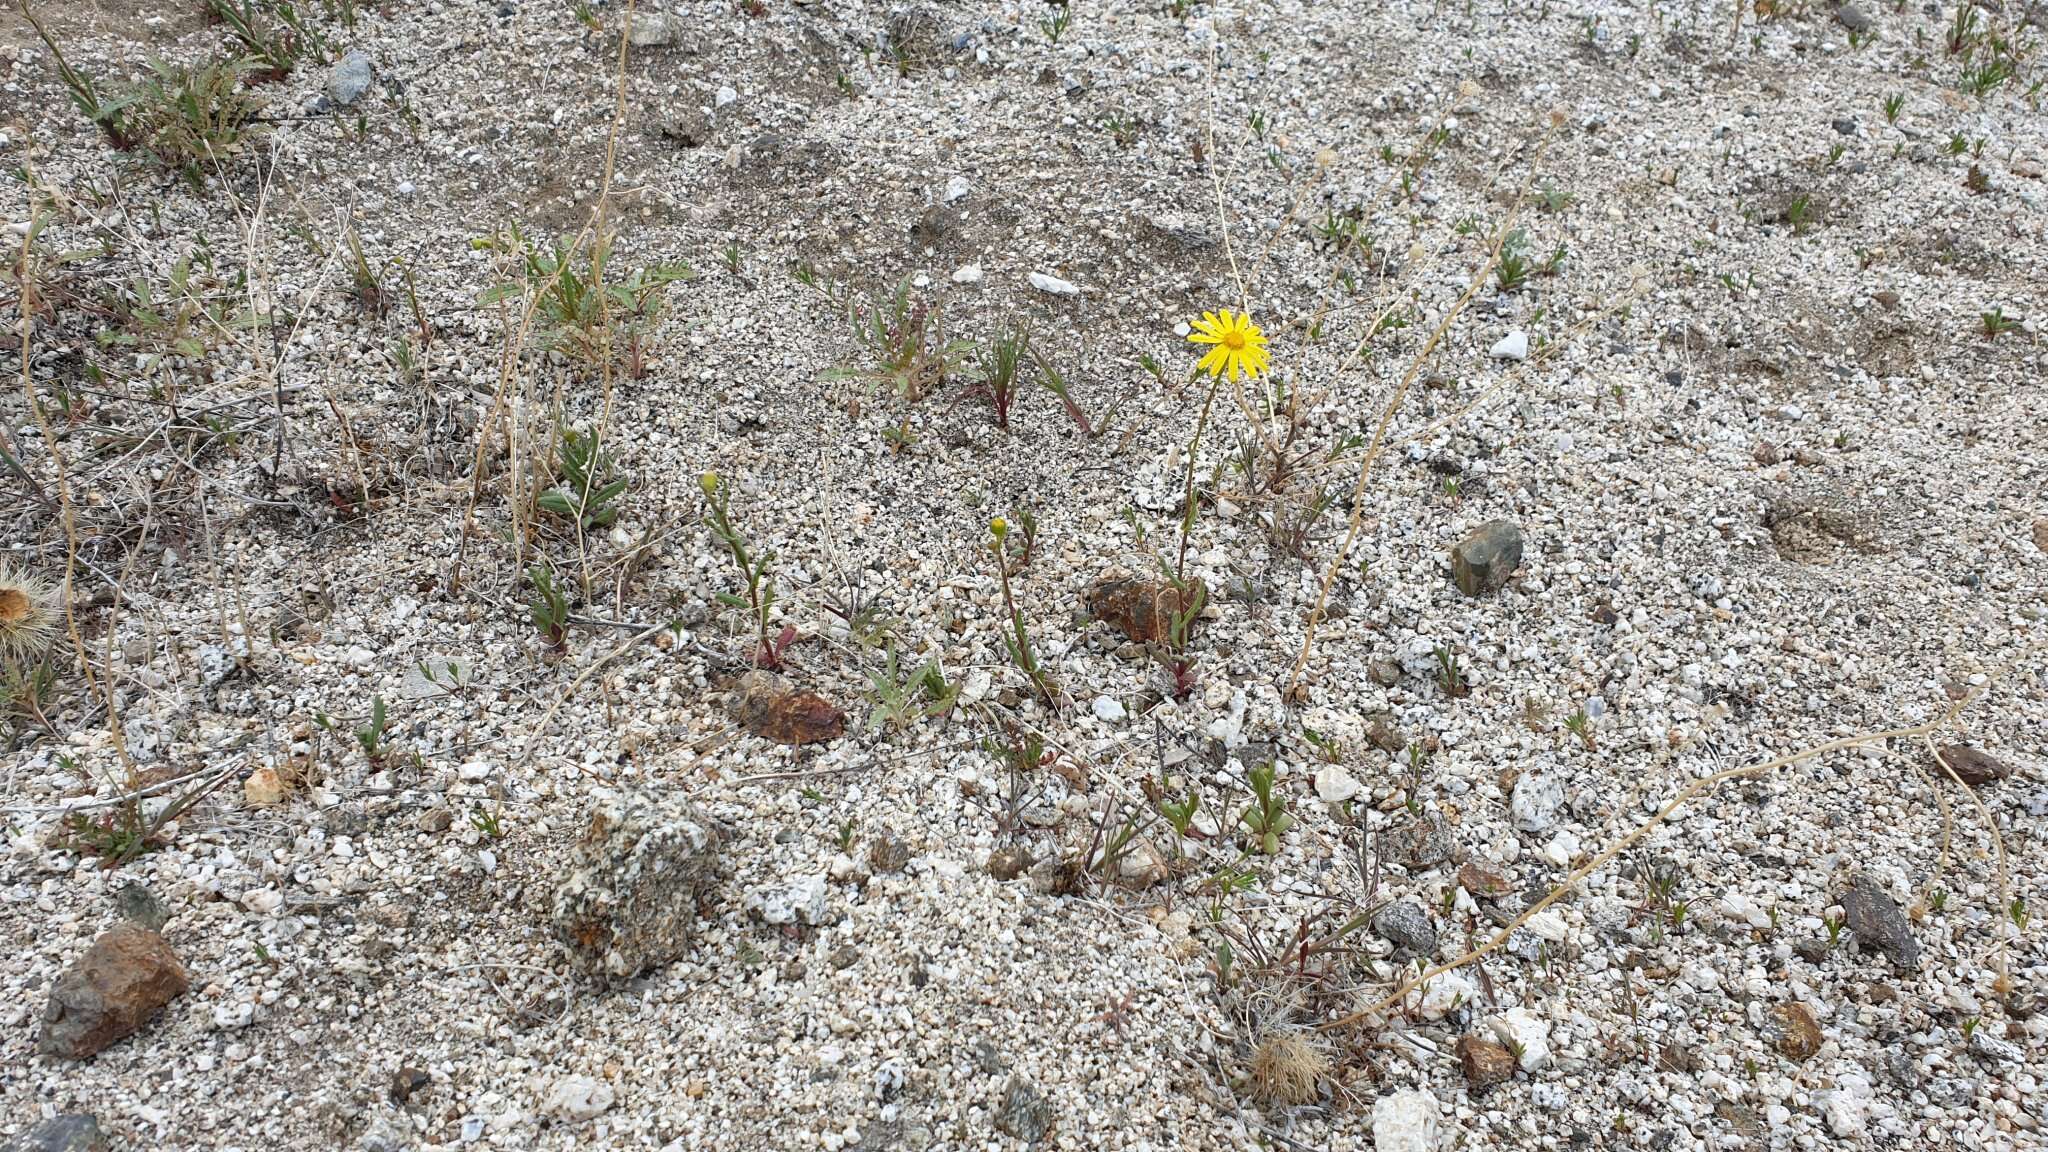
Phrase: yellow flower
[{"left": 1187, "top": 309, "right": 1270, "bottom": 381}]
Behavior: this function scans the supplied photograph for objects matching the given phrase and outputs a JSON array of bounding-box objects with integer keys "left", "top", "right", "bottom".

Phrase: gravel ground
[{"left": 2, "top": 0, "right": 2045, "bottom": 1149}]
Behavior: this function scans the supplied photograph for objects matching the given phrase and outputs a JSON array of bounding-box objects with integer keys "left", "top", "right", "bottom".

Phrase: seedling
[
  {"left": 1564, "top": 707, "right": 1596, "bottom": 750},
  {"left": 1239, "top": 760, "right": 1293, "bottom": 855},
  {"left": 1980, "top": 306, "right": 2019, "bottom": 338},
  {"left": 701, "top": 471, "right": 784, "bottom": 669},
  {"left": 205, "top": 0, "right": 330, "bottom": 82},
  {"left": 989, "top": 518, "right": 1058, "bottom": 709},
  {"left": 969, "top": 326, "right": 1030, "bottom": 431},
  {"left": 1432, "top": 645, "right": 1469, "bottom": 698},
  {"left": 1496, "top": 229, "right": 1532, "bottom": 293},
  {"left": 1823, "top": 913, "right": 1846, "bottom": 950},
  {"left": 131, "top": 57, "right": 268, "bottom": 188},
  {"left": 526, "top": 564, "right": 569, "bottom": 648},
  {"left": 17, "top": 3, "right": 138, "bottom": 147},
  {"left": 1882, "top": 93, "right": 1904, "bottom": 124},
  {"left": 536, "top": 426, "right": 628, "bottom": 530},
  {"left": 355, "top": 695, "right": 390, "bottom": 761},
  {"left": 828, "top": 278, "right": 976, "bottom": 403},
  {"left": 1033, "top": 349, "right": 1096, "bottom": 436},
  {"left": 1784, "top": 194, "right": 1814, "bottom": 234},
  {"left": 1039, "top": 1, "right": 1071, "bottom": 43},
  {"left": 470, "top": 806, "right": 503, "bottom": 839}
]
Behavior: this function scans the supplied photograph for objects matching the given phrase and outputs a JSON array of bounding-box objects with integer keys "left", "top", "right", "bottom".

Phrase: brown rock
[
  {"left": 1931, "top": 744, "right": 2013, "bottom": 788},
  {"left": 38, "top": 923, "right": 189, "bottom": 1059},
  {"left": 1082, "top": 576, "right": 1207, "bottom": 644},
  {"left": 987, "top": 846, "right": 1031, "bottom": 881},
  {"left": 242, "top": 767, "right": 288, "bottom": 807},
  {"left": 1457, "top": 1035, "right": 1516, "bottom": 1087},
  {"left": 1458, "top": 863, "right": 1512, "bottom": 899},
  {"left": 731, "top": 670, "right": 845, "bottom": 746},
  {"left": 1774, "top": 1002, "right": 1822, "bottom": 1062}
]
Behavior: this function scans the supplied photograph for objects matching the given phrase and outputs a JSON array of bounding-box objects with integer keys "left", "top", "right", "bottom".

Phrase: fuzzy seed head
[
  {"left": 0, "top": 566, "right": 59, "bottom": 665},
  {"left": 1248, "top": 1032, "right": 1329, "bottom": 1107}
]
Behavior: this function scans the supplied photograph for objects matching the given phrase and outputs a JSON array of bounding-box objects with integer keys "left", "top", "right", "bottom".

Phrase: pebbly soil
[{"left": 1, "top": 0, "right": 2046, "bottom": 1150}]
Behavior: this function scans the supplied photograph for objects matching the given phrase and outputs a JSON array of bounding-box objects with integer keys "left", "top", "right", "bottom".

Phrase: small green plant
[
  {"left": 1980, "top": 306, "right": 2019, "bottom": 338},
  {"left": 700, "top": 471, "right": 787, "bottom": 669},
  {"left": 18, "top": 2, "right": 138, "bottom": 147},
  {"left": 354, "top": 695, "right": 390, "bottom": 761},
  {"left": 1160, "top": 792, "right": 1200, "bottom": 840},
  {"left": 130, "top": 57, "right": 268, "bottom": 187},
  {"left": 1823, "top": 913, "right": 1846, "bottom": 950},
  {"left": 1239, "top": 760, "right": 1293, "bottom": 855},
  {"left": 1929, "top": 889, "right": 1948, "bottom": 913},
  {"left": 721, "top": 243, "right": 744, "bottom": 276},
  {"left": 864, "top": 643, "right": 959, "bottom": 732},
  {"left": 1495, "top": 229, "right": 1532, "bottom": 293},
  {"left": 1784, "top": 193, "right": 1814, "bottom": 234},
  {"left": 1961, "top": 57, "right": 2016, "bottom": 97},
  {"left": 536, "top": 426, "right": 628, "bottom": 530},
  {"left": 1432, "top": 644, "right": 1468, "bottom": 698},
  {"left": 526, "top": 564, "right": 569, "bottom": 648},
  {"left": 969, "top": 326, "right": 1030, "bottom": 431},
  {"left": 827, "top": 278, "right": 976, "bottom": 403},
  {"left": 470, "top": 806, "right": 503, "bottom": 839},
  {"left": 204, "top": 0, "right": 330, "bottom": 81},
  {"left": 989, "top": 518, "right": 1058, "bottom": 709},
  {"left": 1033, "top": 349, "right": 1097, "bottom": 436},
  {"left": 480, "top": 231, "right": 691, "bottom": 379},
  {"left": 1564, "top": 707, "right": 1596, "bottom": 750},
  {"left": 1536, "top": 182, "right": 1574, "bottom": 213},
  {"left": 1882, "top": 92, "right": 1905, "bottom": 124},
  {"left": 59, "top": 804, "right": 154, "bottom": 863},
  {"left": 2013, "top": 895, "right": 2030, "bottom": 934},
  {"left": 1039, "top": 1, "right": 1072, "bottom": 43}
]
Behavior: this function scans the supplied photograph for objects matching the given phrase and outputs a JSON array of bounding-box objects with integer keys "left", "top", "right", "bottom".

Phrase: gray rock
[
  {"left": 1835, "top": 4, "right": 1872, "bottom": 33},
  {"left": 1832, "top": 117, "right": 1858, "bottom": 136},
  {"left": 2, "top": 1115, "right": 109, "bottom": 1152},
  {"left": 550, "top": 791, "right": 722, "bottom": 984},
  {"left": 1395, "top": 810, "right": 1453, "bottom": 868},
  {"left": 1967, "top": 1028, "right": 2024, "bottom": 1067},
  {"left": 358, "top": 1116, "right": 410, "bottom": 1152},
  {"left": 326, "top": 51, "right": 374, "bottom": 107},
  {"left": 746, "top": 873, "right": 830, "bottom": 926},
  {"left": 1840, "top": 874, "right": 1919, "bottom": 968},
  {"left": 114, "top": 881, "right": 169, "bottom": 932},
  {"left": 1372, "top": 902, "right": 1439, "bottom": 956},
  {"left": 1509, "top": 772, "right": 1564, "bottom": 833},
  {"left": 995, "top": 1074, "right": 1051, "bottom": 1143},
  {"left": 1450, "top": 520, "right": 1524, "bottom": 596},
  {"left": 39, "top": 923, "right": 189, "bottom": 1059},
  {"left": 628, "top": 12, "right": 685, "bottom": 47}
]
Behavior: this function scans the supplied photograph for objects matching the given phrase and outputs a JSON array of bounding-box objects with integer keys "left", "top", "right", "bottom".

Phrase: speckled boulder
[{"left": 551, "top": 791, "right": 721, "bottom": 984}]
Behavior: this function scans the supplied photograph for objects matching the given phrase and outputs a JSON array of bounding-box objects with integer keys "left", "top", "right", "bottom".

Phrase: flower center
[
  {"left": 1221, "top": 330, "right": 1247, "bottom": 351},
  {"left": 0, "top": 589, "right": 27, "bottom": 625}
]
